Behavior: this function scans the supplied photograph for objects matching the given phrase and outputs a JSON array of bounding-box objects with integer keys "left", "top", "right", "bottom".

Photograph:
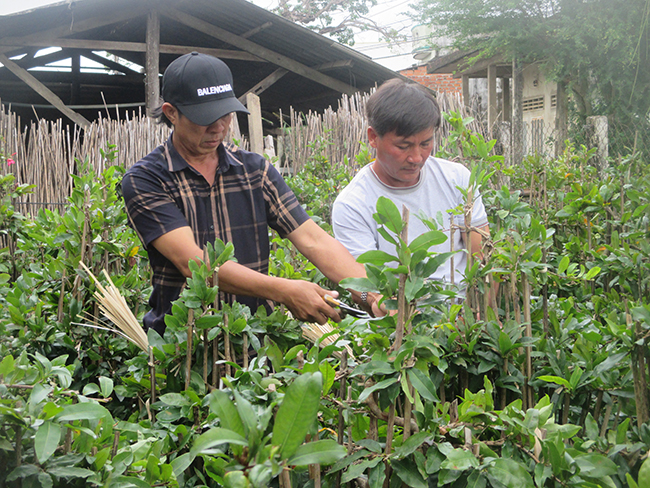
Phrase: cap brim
[{"left": 177, "top": 97, "right": 250, "bottom": 126}]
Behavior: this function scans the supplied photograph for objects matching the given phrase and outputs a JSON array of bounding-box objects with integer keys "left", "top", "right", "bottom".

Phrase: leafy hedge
[{"left": 1, "top": 119, "right": 650, "bottom": 488}]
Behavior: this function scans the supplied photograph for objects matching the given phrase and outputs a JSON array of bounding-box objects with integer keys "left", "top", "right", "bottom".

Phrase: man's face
[
  {"left": 163, "top": 103, "right": 233, "bottom": 158},
  {"left": 368, "top": 126, "right": 435, "bottom": 187}
]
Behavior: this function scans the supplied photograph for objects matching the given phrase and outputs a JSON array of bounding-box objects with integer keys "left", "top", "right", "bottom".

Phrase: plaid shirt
[{"left": 122, "top": 134, "right": 309, "bottom": 334}]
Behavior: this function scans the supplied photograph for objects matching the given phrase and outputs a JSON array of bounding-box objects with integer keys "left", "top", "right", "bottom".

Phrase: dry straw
[
  {"left": 79, "top": 262, "right": 148, "bottom": 352},
  {"left": 302, "top": 322, "right": 354, "bottom": 360}
]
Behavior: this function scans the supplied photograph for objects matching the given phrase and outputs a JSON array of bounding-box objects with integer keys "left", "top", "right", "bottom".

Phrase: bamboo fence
[{"left": 1, "top": 90, "right": 485, "bottom": 217}]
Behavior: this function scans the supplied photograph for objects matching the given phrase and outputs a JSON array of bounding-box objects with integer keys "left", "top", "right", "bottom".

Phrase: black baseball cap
[{"left": 162, "top": 52, "right": 249, "bottom": 126}]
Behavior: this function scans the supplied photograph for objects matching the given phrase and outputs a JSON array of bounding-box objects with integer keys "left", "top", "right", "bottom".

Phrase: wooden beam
[
  {"left": 0, "top": 53, "right": 90, "bottom": 128},
  {"left": 487, "top": 64, "right": 497, "bottom": 136},
  {"left": 462, "top": 75, "right": 470, "bottom": 110},
  {"left": 241, "top": 21, "right": 273, "bottom": 39},
  {"left": 238, "top": 68, "right": 288, "bottom": 103},
  {"left": 81, "top": 51, "right": 141, "bottom": 76},
  {"left": 312, "top": 60, "right": 354, "bottom": 71},
  {"left": 0, "top": 5, "right": 152, "bottom": 56},
  {"left": 71, "top": 50, "right": 80, "bottom": 105},
  {"left": 1, "top": 38, "right": 265, "bottom": 62},
  {"left": 164, "top": 7, "right": 356, "bottom": 95},
  {"left": 146, "top": 10, "right": 161, "bottom": 116},
  {"left": 246, "top": 93, "right": 264, "bottom": 156},
  {"left": 11, "top": 49, "right": 72, "bottom": 70}
]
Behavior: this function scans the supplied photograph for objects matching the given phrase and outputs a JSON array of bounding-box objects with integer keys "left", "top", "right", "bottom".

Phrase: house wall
[
  {"left": 519, "top": 63, "right": 557, "bottom": 154},
  {"left": 399, "top": 66, "right": 463, "bottom": 96},
  {"left": 520, "top": 63, "right": 556, "bottom": 127}
]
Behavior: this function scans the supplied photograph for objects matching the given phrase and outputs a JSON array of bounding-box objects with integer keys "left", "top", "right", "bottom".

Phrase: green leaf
[
  {"left": 358, "top": 377, "right": 399, "bottom": 402},
  {"left": 358, "top": 250, "right": 398, "bottom": 266},
  {"left": 208, "top": 390, "right": 245, "bottom": 437},
  {"left": 467, "top": 470, "right": 487, "bottom": 488},
  {"left": 391, "top": 458, "right": 428, "bottom": 488},
  {"left": 159, "top": 393, "right": 190, "bottom": 407},
  {"left": 584, "top": 266, "right": 601, "bottom": 280},
  {"left": 393, "top": 431, "right": 430, "bottom": 459},
  {"left": 486, "top": 458, "right": 534, "bottom": 488},
  {"left": 7, "top": 464, "right": 40, "bottom": 481},
  {"left": 538, "top": 375, "right": 571, "bottom": 390},
  {"left": 374, "top": 196, "right": 403, "bottom": 234},
  {"left": 638, "top": 456, "right": 650, "bottom": 488},
  {"left": 339, "top": 277, "right": 378, "bottom": 292},
  {"left": 558, "top": 255, "right": 570, "bottom": 274},
  {"left": 223, "top": 471, "right": 251, "bottom": 488},
  {"left": 47, "top": 467, "right": 94, "bottom": 479},
  {"left": 287, "top": 439, "right": 346, "bottom": 466},
  {"left": 190, "top": 428, "right": 247, "bottom": 459},
  {"left": 574, "top": 453, "right": 617, "bottom": 478},
  {"left": 440, "top": 448, "right": 479, "bottom": 471},
  {"left": 171, "top": 452, "right": 192, "bottom": 478},
  {"left": 0, "top": 354, "right": 14, "bottom": 377},
  {"left": 407, "top": 368, "right": 439, "bottom": 402},
  {"left": 99, "top": 376, "right": 114, "bottom": 397},
  {"left": 34, "top": 421, "right": 61, "bottom": 464},
  {"left": 569, "top": 367, "right": 583, "bottom": 391},
  {"left": 409, "top": 230, "right": 447, "bottom": 252},
  {"left": 54, "top": 402, "right": 112, "bottom": 422},
  {"left": 320, "top": 361, "right": 336, "bottom": 397},
  {"left": 272, "top": 372, "right": 322, "bottom": 460},
  {"left": 342, "top": 458, "right": 383, "bottom": 484}
]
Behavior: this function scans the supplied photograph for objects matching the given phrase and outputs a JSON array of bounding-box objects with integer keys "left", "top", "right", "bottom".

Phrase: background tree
[
  {"left": 412, "top": 0, "right": 650, "bottom": 129},
  {"left": 273, "top": 0, "right": 400, "bottom": 45}
]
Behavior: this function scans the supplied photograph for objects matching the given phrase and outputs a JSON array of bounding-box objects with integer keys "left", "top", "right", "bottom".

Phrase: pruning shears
[{"left": 323, "top": 294, "right": 370, "bottom": 319}]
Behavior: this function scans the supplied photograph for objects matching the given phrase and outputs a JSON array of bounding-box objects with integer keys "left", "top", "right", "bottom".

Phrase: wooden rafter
[
  {"left": 238, "top": 68, "right": 288, "bottom": 103},
  {"left": 0, "top": 6, "right": 152, "bottom": 56},
  {"left": 0, "top": 53, "right": 90, "bottom": 128},
  {"left": 0, "top": 38, "right": 265, "bottom": 62},
  {"left": 163, "top": 6, "right": 356, "bottom": 96}
]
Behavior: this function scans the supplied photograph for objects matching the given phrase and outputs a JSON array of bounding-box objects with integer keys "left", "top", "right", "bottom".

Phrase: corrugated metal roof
[{"left": 0, "top": 0, "right": 405, "bottom": 126}]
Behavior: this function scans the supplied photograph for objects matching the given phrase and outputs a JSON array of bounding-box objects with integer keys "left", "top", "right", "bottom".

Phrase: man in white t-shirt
[{"left": 332, "top": 79, "right": 489, "bottom": 291}]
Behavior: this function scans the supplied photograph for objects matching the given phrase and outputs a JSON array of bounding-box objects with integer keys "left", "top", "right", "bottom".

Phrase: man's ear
[
  {"left": 367, "top": 126, "right": 379, "bottom": 148},
  {"left": 162, "top": 103, "right": 179, "bottom": 124}
]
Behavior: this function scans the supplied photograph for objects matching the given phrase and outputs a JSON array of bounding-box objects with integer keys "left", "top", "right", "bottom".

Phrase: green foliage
[
  {"left": 2, "top": 130, "right": 650, "bottom": 488},
  {"left": 413, "top": 0, "right": 650, "bottom": 131}
]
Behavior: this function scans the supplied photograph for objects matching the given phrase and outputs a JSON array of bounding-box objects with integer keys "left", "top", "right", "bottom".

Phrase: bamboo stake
[
  {"left": 185, "top": 309, "right": 194, "bottom": 391},
  {"left": 522, "top": 273, "right": 533, "bottom": 410},
  {"left": 224, "top": 313, "right": 232, "bottom": 378},
  {"left": 203, "top": 329, "right": 209, "bottom": 386}
]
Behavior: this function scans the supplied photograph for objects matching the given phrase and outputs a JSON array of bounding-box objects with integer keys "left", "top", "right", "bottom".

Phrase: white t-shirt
[{"left": 332, "top": 156, "right": 488, "bottom": 285}]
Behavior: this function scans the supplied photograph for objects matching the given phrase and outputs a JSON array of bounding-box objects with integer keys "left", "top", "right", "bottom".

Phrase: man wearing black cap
[{"left": 122, "top": 52, "right": 378, "bottom": 335}]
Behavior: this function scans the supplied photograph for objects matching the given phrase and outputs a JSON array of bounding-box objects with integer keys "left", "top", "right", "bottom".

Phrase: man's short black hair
[{"left": 366, "top": 79, "right": 441, "bottom": 137}]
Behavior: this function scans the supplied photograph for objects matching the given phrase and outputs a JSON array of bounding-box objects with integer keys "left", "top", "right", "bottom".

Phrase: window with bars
[
  {"left": 551, "top": 94, "right": 557, "bottom": 108},
  {"left": 523, "top": 95, "right": 544, "bottom": 112}
]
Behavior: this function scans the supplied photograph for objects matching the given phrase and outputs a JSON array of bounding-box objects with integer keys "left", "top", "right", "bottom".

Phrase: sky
[{"left": 0, "top": 0, "right": 421, "bottom": 71}]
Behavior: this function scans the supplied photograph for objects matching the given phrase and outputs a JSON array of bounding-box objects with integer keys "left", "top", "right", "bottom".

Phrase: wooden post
[
  {"left": 554, "top": 81, "right": 568, "bottom": 158},
  {"left": 145, "top": 10, "right": 161, "bottom": 117},
  {"left": 512, "top": 56, "right": 524, "bottom": 166},
  {"left": 462, "top": 75, "right": 470, "bottom": 111},
  {"left": 502, "top": 77, "right": 511, "bottom": 122},
  {"left": 487, "top": 64, "right": 497, "bottom": 137},
  {"left": 246, "top": 92, "right": 264, "bottom": 155},
  {"left": 70, "top": 51, "right": 81, "bottom": 106}
]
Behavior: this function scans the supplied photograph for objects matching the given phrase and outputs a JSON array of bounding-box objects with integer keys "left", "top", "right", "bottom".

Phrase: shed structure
[
  {"left": 0, "top": 0, "right": 404, "bottom": 131},
  {"left": 427, "top": 49, "right": 568, "bottom": 161}
]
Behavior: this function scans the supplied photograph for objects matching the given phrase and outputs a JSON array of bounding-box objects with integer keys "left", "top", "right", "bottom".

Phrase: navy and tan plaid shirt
[{"left": 122, "top": 134, "right": 309, "bottom": 334}]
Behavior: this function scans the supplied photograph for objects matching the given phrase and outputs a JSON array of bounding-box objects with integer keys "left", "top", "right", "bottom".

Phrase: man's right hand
[{"left": 278, "top": 279, "right": 342, "bottom": 325}]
